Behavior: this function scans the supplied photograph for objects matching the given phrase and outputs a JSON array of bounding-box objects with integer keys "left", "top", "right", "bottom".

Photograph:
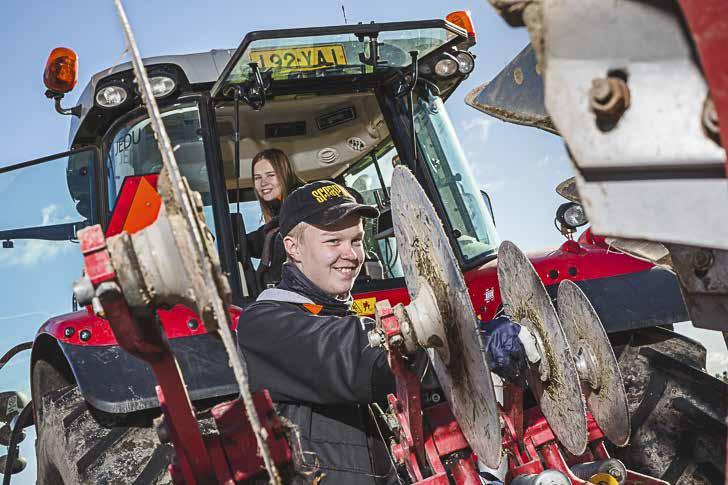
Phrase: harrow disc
[{"left": 391, "top": 166, "right": 502, "bottom": 468}]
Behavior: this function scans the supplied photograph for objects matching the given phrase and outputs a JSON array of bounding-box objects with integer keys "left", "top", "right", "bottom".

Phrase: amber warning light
[
  {"left": 44, "top": 47, "right": 78, "bottom": 94},
  {"left": 446, "top": 10, "right": 475, "bottom": 39}
]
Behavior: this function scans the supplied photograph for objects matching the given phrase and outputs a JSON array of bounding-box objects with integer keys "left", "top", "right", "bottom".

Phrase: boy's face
[{"left": 284, "top": 214, "right": 365, "bottom": 297}]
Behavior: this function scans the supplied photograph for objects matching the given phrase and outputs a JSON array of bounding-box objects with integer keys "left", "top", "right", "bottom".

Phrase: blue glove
[{"left": 480, "top": 316, "right": 528, "bottom": 386}]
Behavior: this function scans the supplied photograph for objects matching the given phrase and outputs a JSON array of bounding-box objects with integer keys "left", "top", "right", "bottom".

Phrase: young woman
[{"left": 247, "top": 148, "right": 305, "bottom": 291}]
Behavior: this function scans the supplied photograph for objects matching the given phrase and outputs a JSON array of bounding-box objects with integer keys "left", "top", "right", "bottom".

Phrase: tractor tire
[
  {"left": 609, "top": 327, "right": 727, "bottom": 484},
  {"left": 35, "top": 384, "right": 173, "bottom": 485}
]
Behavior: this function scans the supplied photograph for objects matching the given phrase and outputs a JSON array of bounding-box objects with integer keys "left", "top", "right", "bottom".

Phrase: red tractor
[{"left": 0, "top": 12, "right": 723, "bottom": 483}]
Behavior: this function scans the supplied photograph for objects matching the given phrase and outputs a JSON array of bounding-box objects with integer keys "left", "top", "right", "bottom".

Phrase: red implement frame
[
  {"left": 375, "top": 300, "right": 669, "bottom": 485},
  {"left": 377, "top": 300, "right": 479, "bottom": 484},
  {"left": 79, "top": 225, "right": 292, "bottom": 484},
  {"left": 502, "top": 383, "right": 668, "bottom": 485}
]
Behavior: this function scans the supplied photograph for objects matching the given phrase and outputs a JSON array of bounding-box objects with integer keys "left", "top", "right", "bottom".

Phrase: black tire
[
  {"left": 35, "top": 385, "right": 173, "bottom": 485},
  {"left": 609, "top": 327, "right": 727, "bottom": 484}
]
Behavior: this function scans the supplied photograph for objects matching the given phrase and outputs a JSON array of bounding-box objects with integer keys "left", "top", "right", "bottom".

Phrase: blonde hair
[
  {"left": 251, "top": 148, "right": 305, "bottom": 222},
  {"left": 284, "top": 222, "right": 310, "bottom": 262}
]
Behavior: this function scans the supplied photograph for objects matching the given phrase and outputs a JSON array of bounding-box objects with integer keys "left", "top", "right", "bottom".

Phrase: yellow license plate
[{"left": 249, "top": 45, "right": 348, "bottom": 71}]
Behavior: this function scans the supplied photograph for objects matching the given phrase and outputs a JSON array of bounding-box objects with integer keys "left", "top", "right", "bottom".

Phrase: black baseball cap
[{"left": 279, "top": 181, "right": 379, "bottom": 237}]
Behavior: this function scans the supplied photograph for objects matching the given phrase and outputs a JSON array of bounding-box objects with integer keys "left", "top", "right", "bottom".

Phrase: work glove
[{"left": 480, "top": 316, "right": 540, "bottom": 386}]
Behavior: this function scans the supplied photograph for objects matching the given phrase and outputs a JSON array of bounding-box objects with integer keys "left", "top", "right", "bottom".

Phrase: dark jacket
[
  {"left": 246, "top": 217, "right": 286, "bottom": 291},
  {"left": 236, "top": 287, "right": 398, "bottom": 484}
]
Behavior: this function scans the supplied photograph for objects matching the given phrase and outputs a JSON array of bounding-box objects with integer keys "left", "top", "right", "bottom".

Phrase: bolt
[
  {"left": 548, "top": 269, "right": 559, "bottom": 280},
  {"left": 513, "top": 67, "right": 524, "bottom": 85},
  {"left": 590, "top": 77, "right": 630, "bottom": 123},
  {"left": 79, "top": 329, "right": 92, "bottom": 342},
  {"left": 187, "top": 318, "right": 199, "bottom": 330},
  {"left": 692, "top": 248, "right": 714, "bottom": 276},
  {"left": 703, "top": 96, "right": 721, "bottom": 142},
  {"left": 591, "top": 79, "right": 612, "bottom": 104},
  {"left": 63, "top": 327, "right": 75, "bottom": 338}
]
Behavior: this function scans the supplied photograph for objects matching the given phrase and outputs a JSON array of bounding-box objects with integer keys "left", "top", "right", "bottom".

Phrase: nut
[{"left": 590, "top": 77, "right": 630, "bottom": 119}]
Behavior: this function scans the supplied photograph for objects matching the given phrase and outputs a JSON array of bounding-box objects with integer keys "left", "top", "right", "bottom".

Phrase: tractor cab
[{"left": 1, "top": 14, "right": 498, "bottom": 307}]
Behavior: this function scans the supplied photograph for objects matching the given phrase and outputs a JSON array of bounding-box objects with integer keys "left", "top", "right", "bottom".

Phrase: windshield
[
  {"left": 413, "top": 91, "right": 499, "bottom": 262},
  {"left": 219, "top": 24, "right": 460, "bottom": 89},
  {"left": 105, "top": 102, "right": 217, "bottom": 233},
  {"left": 344, "top": 143, "right": 403, "bottom": 279}
]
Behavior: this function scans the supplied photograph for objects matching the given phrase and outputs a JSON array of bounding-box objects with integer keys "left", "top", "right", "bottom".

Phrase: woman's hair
[{"left": 251, "top": 148, "right": 305, "bottom": 222}]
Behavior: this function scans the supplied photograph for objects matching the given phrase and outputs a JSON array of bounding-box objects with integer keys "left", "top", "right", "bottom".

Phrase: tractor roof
[{"left": 69, "top": 49, "right": 235, "bottom": 146}]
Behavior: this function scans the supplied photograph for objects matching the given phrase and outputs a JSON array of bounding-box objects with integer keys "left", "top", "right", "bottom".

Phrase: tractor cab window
[
  {"left": 105, "top": 103, "right": 216, "bottom": 234},
  {"left": 343, "top": 143, "right": 403, "bottom": 279},
  {"left": 413, "top": 90, "right": 499, "bottom": 262},
  {"left": 0, "top": 148, "right": 98, "bottom": 255}
]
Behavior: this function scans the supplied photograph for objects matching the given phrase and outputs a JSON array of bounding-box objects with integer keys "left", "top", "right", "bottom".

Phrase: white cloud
[
  {"left": 536, "top": 154, "right": 552, "bottom": 168},
  {"left": 0, "top": 204, "right": 76, "bottom": 267},
  {"left": 461, "top": 117, "right": 494, "bottom": 144},
  {"left": 707, "top": 351, "right": 728, "bottom": 376}
]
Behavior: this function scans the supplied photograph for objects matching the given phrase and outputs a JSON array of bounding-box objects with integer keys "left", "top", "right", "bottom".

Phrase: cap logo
[{"left": 311, "top": 184, "right": 351, "bottom": 204}]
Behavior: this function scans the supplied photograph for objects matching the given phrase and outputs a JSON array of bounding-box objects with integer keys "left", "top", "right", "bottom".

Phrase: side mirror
[{"left": 480, "top": 190, "right": 496, "bottom": 226}]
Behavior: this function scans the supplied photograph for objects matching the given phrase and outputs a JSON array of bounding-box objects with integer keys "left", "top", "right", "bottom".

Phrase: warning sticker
[{"left": 352, "top": 297, "right": 376, "bottom": 316}]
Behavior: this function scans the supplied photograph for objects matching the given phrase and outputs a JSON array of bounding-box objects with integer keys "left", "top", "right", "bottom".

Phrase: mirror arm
[
  {"left": 44, "top": 90, "right": 81, "bottom": 117},
  {"left": 0, "top": 221, "right": 85, "bottom": 246}
]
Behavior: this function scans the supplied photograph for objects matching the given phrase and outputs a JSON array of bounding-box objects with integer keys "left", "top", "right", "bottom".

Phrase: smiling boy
[{"left": 236, "top": 181, "right": 526, "bottom": 483}]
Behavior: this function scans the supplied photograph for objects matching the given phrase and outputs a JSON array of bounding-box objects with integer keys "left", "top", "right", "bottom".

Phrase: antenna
[{"left": 342, "top": 5, "right": 348, "bottom": 24}]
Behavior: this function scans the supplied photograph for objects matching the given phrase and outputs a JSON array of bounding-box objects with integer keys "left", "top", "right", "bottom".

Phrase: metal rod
[
  {"left": 371, "top": 152, "right": 390, "bottom": 203},
  {"left": 112, "top": 2, "right": 280, "bottom": 482}
]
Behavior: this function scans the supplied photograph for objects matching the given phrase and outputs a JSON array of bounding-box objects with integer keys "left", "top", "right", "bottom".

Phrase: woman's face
[{"left": 253, "top": 159, "right": 282, "bottom": 202}]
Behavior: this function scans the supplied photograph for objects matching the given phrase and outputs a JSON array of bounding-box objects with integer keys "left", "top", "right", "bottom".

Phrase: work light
[
  {"left": 149, "top": 75, "right": 176, "bottom": 98},
  {"left": 95, "top": 84, "right": 129, "bottom": 108}
]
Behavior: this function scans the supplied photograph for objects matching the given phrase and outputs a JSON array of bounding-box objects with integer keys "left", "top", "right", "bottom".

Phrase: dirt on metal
[
  {"left": 391, "top": 166, "right": 502, "bottom": 468},
  {"left": 497, "top": 240, "right": 588, "bottom": 456}
]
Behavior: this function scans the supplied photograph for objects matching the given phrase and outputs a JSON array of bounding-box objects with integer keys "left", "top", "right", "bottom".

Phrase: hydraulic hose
[
  {"left": 2, "top": 401, "right": 32, "bottom": 485},
  {"left": 0, "top": 343, "right": 32, "bottom": 373}
]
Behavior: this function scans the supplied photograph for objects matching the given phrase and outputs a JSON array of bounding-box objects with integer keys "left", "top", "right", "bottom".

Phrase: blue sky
[{"left": 1, "top": 1, "right": 720, "bottom": 483}]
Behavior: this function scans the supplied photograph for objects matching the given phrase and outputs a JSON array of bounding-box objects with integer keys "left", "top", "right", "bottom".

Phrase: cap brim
[{"left": 306, "top": 202, "right": 379, "bottom": 228}]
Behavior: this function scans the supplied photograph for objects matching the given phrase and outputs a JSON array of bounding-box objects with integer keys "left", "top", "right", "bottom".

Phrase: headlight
[
  {"left": 456, "top": 51, "right": 475, "bottom": 75},
  {"left": 557, "top": 202, "right": 588, "bottom": 229},
  {"left": 95, "top": 85, "right": 128, "bottom": 108},
  {"left": 149, "top": 75, "right": 176, "bottom": 98},
  {"left": 434, "top": 55, "right": 459, "bottom": 78}
]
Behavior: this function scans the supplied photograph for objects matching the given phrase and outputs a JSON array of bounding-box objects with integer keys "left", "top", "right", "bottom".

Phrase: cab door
[{"left": 0, "top": 147, "right": 100, "bottom": 317}]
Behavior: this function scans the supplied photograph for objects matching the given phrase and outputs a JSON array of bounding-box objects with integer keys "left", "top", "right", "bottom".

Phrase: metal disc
[
  {"left": 557, "top": 280, "right": 631, "bottom": 446},
  {"left": 391, "top": 166, "right": 502, "bottom": 468},
  {"left": 497, "top": 241, "right": 588, "bottom": 456}
]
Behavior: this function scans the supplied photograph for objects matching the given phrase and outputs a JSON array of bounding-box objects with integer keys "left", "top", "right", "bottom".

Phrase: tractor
[{"left": 0, "top": 11, "right": 724, "bottom": 483}]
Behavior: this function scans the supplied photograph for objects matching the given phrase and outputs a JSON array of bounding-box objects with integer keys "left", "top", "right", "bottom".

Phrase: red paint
[
  {"left": 210, "top": 391, "right": 292, "bottom": 482},
  {"left": 40, "top": 304, "right": 241, "bottom": 347},
  {"left": 678, "top": 0, "right": 728, "bottom": 174},
  {"left": 353, "top": 241, "right": 654, "bottom": 324},
  {"left": 376, "top": 302, "right": 481, "bottom": 484},
  {"left": 464, "top": 241, "right": 652, "bottom": 321}
]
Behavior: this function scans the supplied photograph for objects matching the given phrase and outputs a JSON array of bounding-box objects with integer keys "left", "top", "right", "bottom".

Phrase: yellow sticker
[{"left": 352, "top": 297, "right": 376, "bottom": 316}]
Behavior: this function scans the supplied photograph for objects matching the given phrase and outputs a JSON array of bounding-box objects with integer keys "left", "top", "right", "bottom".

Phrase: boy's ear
[{"left": 283, "top": 235, "right": 301, "bottom": 263}]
